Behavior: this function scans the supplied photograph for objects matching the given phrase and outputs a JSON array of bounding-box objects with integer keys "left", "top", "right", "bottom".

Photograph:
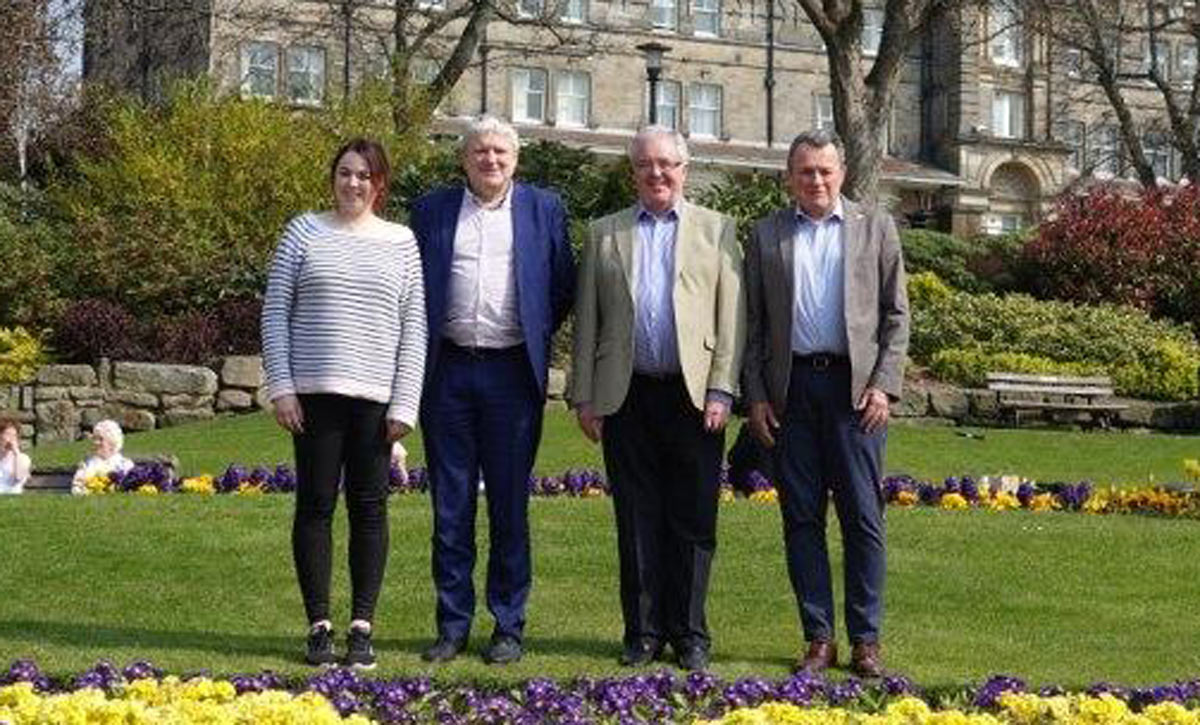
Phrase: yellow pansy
[
  {"left": 180, "top": 475, "right": 216, "bottom": 495},
  {"left": 939, "top": 493, "right": 969, "bottom": 510},
  {"left": 988, "top": 492, "right": 1021, "bottom": 511},
  {"left": 1028, "top": 493, "right": 1060, "bottom": 512}
]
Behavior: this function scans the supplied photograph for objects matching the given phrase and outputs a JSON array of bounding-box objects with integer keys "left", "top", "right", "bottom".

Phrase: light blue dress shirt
[
  {"left": 630, "top": 203, "right": 733, "bottom": 412},
  {"left": 791, "top": 198, "right": 849, "bottom": 355},
  {"left": 632, "top": 206, "right": 681, "bottom": 375}
]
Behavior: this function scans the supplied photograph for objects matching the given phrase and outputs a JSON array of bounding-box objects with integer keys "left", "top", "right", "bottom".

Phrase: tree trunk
[
  {"left": 389, "top": 0, "right": 490, "bottom": 135},
  {"left": 795, "top": 0, "right": 942, "bottom": 205}
]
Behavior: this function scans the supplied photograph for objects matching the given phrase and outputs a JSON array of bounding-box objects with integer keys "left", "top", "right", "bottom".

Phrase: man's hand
[
  {"left": 856, "top": 387, "right": 890, "bottom": 433},
  {"left": 273, "top": 394, "right": 304, "bottom": 434},
  {"left": 576, "top": 403, "right": 604, "bottom": 443},
  {"left": 703, "top": 398, "right": 730, "bottom": 432},
  {"left": 748, "top": 401, "right": 780, "bottom": 448},
  {"left": 386, "top": 420, "right": 411, "bottom": 442}
]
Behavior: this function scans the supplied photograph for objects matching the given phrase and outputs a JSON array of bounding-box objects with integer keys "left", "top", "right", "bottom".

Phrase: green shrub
[
  {"left": 901, "top": 230, "right": 980, "bottom": 291},
  {"left": 516, "top": 140, "right": 634, "bottom": 224},
  {"left": 0, "top": 183, "right": 68, "bottom": 327},
  {"left": 901, "top": 229, "right": 1026, "bottom": 293},
  {"left": 907, "top": 271, "right": 954, "bottom": 309},
  {"left": 50, "top": 79, "right": 429, "bottom": 315},
  {"left": 1110, "top": 339, "right": 1200, "bottom": 402},
  {"left": 695, "top": 171, "right": 788, "bottom": 246},
  {"left": 0, "top": 327, "right": 48, "bottom": 384},
  {"left": 910, "top": 273, "right": 1200, "bottom": 400},
  {"left": 929, "top": 348, "right": 1103, "bottom": 388}
]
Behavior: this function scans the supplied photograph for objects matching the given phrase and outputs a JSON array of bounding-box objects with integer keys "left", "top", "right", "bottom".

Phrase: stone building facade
[{"left": 82, "top": 0, "right": 1196, "bottom": 234}]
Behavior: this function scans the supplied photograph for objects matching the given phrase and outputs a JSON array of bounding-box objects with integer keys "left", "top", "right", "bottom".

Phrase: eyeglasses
[{"left": 634, "top": 159, "right": 685, "bottom": 173}]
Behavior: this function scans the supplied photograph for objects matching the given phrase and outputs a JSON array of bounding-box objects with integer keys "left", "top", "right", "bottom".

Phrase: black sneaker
[
  {"left": 305, "top": 624, "right": 336, "bottom": 666},
  {"left": 344, "top": 626, "right": 376, "bottom": 670}
]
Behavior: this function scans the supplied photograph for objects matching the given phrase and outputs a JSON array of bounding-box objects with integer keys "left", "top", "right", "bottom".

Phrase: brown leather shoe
[
  {"left": 794, "top": 640, "right": 837, "bottom": 673},
  {"left": 850, "top": 641, "right": 883, "bottom": 678}
]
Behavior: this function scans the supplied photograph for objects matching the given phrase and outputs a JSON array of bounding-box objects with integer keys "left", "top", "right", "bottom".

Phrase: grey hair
[
  {"left": 93, "top": 419, "right": 124, "bottom": 452},
  {"left": 461, "top": 115, "right": 520, "bottom": 154},
  {"left": 629, "top": 125, "right": 690, "bottom": 166},
  {"left": 786, "top": 129, "right": 845, "bottom": 171}
]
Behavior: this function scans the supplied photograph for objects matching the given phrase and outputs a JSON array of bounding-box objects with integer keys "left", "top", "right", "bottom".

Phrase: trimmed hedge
[{"left": 910, "top": 272, "right": 1200, "bottom": 401}]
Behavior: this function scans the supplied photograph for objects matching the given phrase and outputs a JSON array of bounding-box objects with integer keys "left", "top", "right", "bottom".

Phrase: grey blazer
[{"left": 742, "top": 198, "right": 909, "bottom": 414}]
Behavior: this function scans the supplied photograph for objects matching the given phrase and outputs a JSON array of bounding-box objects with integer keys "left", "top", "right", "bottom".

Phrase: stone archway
[{"left": 982, "top": 161, "right": 1041, "bottom": 234}]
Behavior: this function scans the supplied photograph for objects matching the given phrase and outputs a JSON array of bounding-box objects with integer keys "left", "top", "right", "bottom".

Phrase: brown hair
[
  {"left": 329, "top": 138, "right": 391, "bottom": 213},
  {"left": 0, "top": 417, "right": 19, "bottom": 435}
]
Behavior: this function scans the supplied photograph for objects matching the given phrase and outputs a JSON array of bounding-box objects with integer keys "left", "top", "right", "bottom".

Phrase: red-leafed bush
[
  {"left": 52, "top": 297, "right": 262, "bottom": 364},
  {"left": 1024, "top": 184, "right": 1200, "bottom": 330},
  {"left": 50, "top": 299, "right": 144, "bottom": 363}
]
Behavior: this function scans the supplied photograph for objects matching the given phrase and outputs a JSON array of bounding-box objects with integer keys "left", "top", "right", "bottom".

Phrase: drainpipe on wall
[
  {"left": 480, "top": 26, "right": 490, "bottom": 114},
  {"left": 765, "top": 0, "right": 776, "bottom": 147}
]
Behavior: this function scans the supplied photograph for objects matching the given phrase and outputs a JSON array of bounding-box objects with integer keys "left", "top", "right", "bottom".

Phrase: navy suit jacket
[{"left": 410, "top": 182, "right": 575, "bottom": 398}]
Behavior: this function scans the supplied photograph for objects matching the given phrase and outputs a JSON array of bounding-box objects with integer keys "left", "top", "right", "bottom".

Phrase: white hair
[
  {"left": 461, "top": 115, "right": 520, "bottom": 154},
  {"left": 628, "top": 125, "right": 690, "bottom": 166},
  {"left": 93, "top": 419, "right": 124, "bottom": 452}
]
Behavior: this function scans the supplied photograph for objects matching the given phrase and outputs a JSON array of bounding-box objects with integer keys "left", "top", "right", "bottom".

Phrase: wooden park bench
[{"left": 986, "top": 372, "right": 1128, "bottom": 429}]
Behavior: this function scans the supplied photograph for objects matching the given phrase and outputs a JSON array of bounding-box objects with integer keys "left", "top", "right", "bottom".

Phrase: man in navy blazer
[{"left": 409, "top": 116, "right": 575, "bottom": 665}]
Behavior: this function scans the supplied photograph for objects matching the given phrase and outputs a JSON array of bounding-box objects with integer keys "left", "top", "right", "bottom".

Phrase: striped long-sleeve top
[{"left": 261, "top": 212, "right": 427, "bottom": 428}]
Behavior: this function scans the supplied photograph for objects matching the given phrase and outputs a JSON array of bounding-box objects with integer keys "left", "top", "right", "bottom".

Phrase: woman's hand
[
  {"left": 273, "top": 395, "right": 305, "bottom": 434},
  {"left": 386, "top": 420, "right": 411, "bottom": 442}
]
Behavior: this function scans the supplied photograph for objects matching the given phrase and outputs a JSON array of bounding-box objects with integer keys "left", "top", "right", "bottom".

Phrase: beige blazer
[
  {"left": 569, "top": 201, "right": 746, "bottom": 416},
  {"left": 742, "top": 198, "right": 909, "bottom": 414}
]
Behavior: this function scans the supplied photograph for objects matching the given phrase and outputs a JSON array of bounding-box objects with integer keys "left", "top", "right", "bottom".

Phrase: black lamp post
[{"left": 636, "top": 41, "right": 671, "bottom": 125}]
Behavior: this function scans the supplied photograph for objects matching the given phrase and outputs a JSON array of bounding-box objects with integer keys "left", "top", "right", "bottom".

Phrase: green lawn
[
  {"left": 29, "top": 407, "right": 1200, "bottom": 484},
  {"left": 0, "top": 494, "right": 1198, "bottom": 687}
]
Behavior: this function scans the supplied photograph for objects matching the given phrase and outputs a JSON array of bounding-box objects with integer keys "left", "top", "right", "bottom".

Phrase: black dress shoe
[
  {"left": 482, "top": 634, "right": 523, "bottom": 664},
  {"left": 619, "top": 638, "right": 664, "bottom": 666},
  {"left": 676, "top": 643, "right": 710, "bottom": 671},
  {"left": 421, "top": 635, "right": 467, "bottom": 663}
]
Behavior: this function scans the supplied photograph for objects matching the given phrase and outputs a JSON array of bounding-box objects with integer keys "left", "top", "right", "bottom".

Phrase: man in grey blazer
[
  {"left": 743, "top": 129, "right": 908, "bottom": 678},
  {"left": 571, "top": 126, "right": 745, "bottom": 671}
]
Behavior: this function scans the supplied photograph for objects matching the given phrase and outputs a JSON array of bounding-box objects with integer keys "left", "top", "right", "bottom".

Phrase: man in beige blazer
[
  {"left": 743, "top": 129, "right": 908, "bottom": 678},
  {"left": 570, "top": 126, "right": 744, "bottom": 671}
]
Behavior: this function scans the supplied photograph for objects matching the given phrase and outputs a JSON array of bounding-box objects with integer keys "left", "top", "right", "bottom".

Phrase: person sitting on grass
[
  {"left": 0, "top": 418, "right": 31, "bottom": 495},
  {"left": 71, "top": 419, "right": 134, "bottom": 495}
]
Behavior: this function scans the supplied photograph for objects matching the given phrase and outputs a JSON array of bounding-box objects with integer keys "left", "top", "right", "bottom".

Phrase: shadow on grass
[
  {"left": 0, "top": 619, "right": 294, "bottom": 660},
  {"left": 373, "top": 634, "right": 617, "bottom": 662}
]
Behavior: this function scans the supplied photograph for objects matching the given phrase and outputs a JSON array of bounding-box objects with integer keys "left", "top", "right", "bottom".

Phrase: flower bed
[
  {"left": 4, "top": 660, "right": 1200, "bottom": 724},
  {"left": 71, "top": 462, "right": 1200, "bottom": 519}
]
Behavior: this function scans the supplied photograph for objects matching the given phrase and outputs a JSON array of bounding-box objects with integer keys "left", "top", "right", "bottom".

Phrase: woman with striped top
[{"left": 261, "top": 138, "right": 427, "bottom": 670}]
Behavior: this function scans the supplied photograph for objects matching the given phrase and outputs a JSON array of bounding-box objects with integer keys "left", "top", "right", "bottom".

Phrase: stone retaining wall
[
  {"left": 0, "top": 356, "right": 268, "bottom": 444},
  {"left": 1, "top": 357, "right": 572, "bottom": 445},
  {"left": 2, "top": 359, "right": 1194, "bottom": 443},
  {"left": 896, "top": 377, "right": 1200, "bottom": 430}
]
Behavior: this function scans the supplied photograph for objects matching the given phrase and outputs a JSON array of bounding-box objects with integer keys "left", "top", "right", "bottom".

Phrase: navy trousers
[
  {"left": 421, "top": 343, "right": 543, "bottom": 642},
  {"left": 773, "top": 360, "right": 887, "bottom": 644},
  {"left": 602, "top": 374, "right": 724, "bottom": 650}
]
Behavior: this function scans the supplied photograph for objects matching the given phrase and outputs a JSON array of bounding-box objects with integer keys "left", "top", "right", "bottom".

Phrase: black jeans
[{"left": 292, "top": 394, "right": 391, "bottom": 624}]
